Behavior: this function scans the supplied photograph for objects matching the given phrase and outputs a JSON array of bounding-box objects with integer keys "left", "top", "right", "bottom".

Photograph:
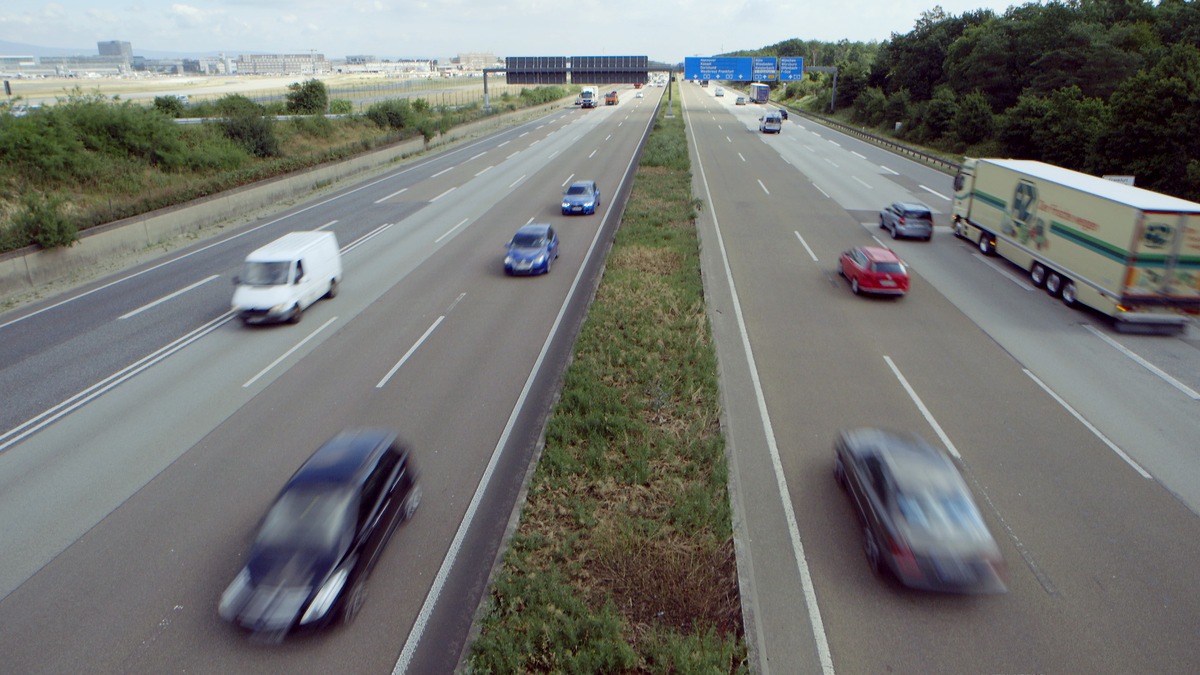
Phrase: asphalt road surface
[
  {"left": 0, "top": 86, "right": 658, "bottom": 673},
  {"left": 682, "top": 81, "right": 1200, "bottom": 674}
]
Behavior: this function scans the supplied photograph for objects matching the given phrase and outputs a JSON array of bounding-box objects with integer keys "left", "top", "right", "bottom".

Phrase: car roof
[
  {"left": 857, "top": 245, "right": 902, "bottom": 263},
  {"left": 516, "top": 222, "right": 553, "bottom": 236},
  {"left": 287, "top": 428, "right": 397, "bottom": 489},
  {"left": 840, "top": 428, "right": 960, "bottom": 490},
  {"left": 893, "top": 201, "right": 931, "bottom": 213},
  {"left": 569, "top": 181, "right": 595, "bottom": 190}
]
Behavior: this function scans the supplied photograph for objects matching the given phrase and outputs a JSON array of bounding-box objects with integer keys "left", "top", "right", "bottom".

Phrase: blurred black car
[
  {"left": 833, "top": 428, "right": 1006, "bottom": 593},
  {"left": 219, "top": 429, "right": 421, "bottom": 641}
]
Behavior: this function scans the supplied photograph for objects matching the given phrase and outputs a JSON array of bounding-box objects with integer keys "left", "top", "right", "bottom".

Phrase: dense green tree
[
  {"left": 953, "top": 90, "right": 995, "bottom": 145},
  {"left": 917, "top": 85, "right": 959, "bottom": 142},
  {"left": 1095, "top": 43, "right": 1200, "bottom": 198},
  {"left": 153, "top": 95, "right": 185, "bottom": 118},
  {"left": 946, "top": 21, "right": 1021, "bottom": 111},
  {"left": 286, "top": 79, "right": 329, "bottom": 115},
  {"left": 851, "top": 87, "right": 888, "bottom": 126}
]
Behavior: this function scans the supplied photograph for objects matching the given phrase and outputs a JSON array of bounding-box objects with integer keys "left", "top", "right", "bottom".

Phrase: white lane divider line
[
  {"left": 376, "top": 316, "right": 444, "bottom": 389},
  {"left": 242, "top": 316, "right": 338, "bottom": 388},
  {"left": 884, "top": 355, "right": 961, "bottom": 459},
  {"left": 120, "top": 275, "right": 218, "bottom": 319}
]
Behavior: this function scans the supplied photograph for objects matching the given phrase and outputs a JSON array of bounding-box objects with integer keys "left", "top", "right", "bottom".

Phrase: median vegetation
[
  {"left": 468, "top": 86, "right": 747, "bottom": 672},
  {"left": 0, "top": 82, "right": 574, "bottom": 253}
]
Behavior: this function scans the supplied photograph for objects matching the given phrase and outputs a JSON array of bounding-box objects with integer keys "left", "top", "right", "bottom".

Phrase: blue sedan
[
  {"left": 561, "top": 180, "right": 600, "bottom": 215},
  {"left": 505, "top": 223, "right": 559, "bottom": 275}
]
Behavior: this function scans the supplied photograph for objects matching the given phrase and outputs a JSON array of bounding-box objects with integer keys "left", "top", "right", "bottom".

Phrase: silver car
[{"left": 880, "top": 201, "right": 934, "bottom": 241}]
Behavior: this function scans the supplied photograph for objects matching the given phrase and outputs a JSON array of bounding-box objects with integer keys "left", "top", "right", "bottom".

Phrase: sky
[{"left": 2, "top": 0, "right": 1028, "bottom": 63}]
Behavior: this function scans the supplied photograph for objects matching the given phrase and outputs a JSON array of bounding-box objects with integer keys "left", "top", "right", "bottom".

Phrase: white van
[
  {"left": 759, "top": 113, "right": 782, "bottom": 134},
  {"left": 232, "top": 231, "right": 342, "bottom": 325}
]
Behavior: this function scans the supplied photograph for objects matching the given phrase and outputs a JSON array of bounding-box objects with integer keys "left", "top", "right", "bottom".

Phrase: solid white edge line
[
  {"left": 119, "top": 275, "right": 219, "bottom": 319},
  {"left": 883, "top": 356, "right": 961, "bottom": 459},
  {"left": 391, "top": 105, "right": 653, "bottom": 675},
  {"left": 241, "top": 316, "right": 338, "bottom": 388},
  {"left": 686, "top": 99, "right": 835, "bottom": 675},
  {"left": 793, "top": 232, "right": 819, "bottom": 263},
  {"left": 0, "top": 312, "right": 234, "bottom": 453},
  {"left": 1023, "top": 368, "right": 1153, "bottom": 478},
  {"left": 376, "top": 317, "right": 444, "bottom": 388},
  {"left": 1081, "top": 325, "right": 1200, "bottom": 400}
]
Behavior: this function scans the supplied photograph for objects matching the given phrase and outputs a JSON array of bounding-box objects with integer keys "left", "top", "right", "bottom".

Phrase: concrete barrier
[{"left": 0, "top": 98, "right": 572, "bottom": 303}]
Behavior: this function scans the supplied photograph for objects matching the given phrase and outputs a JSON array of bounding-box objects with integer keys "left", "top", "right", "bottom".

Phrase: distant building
[
  {"left": 236, "top": 53, "right": 332, "bottom": 75},
  {"left": 97, "top": 40, "right": 133, "bottom": 61}
]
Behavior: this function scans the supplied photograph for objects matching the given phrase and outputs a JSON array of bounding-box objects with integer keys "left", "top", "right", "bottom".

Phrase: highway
[
  {"left": 0, "top": 88, "right": 657, "bottom": 672},
  {"left": 681, "top": 82, "right": 1200, "bottom": 673}
]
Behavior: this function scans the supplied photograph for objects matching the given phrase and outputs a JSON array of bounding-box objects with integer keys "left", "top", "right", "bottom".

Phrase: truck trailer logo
[
  {"left": 1142, "top": 222, "right": 1172, "bottom": 249},
  {"left": 1002, "top": 180, "right": 1049, "bottom": 249}
]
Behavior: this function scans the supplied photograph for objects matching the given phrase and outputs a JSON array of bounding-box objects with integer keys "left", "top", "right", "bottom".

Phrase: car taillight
[{"left": 887, "top": 535, "right": 923, "bottom": 579}]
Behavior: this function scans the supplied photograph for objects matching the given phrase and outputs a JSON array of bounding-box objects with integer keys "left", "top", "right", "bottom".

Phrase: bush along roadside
[{"left": 468, "top": 86, "right": 749, "bottom": 673}]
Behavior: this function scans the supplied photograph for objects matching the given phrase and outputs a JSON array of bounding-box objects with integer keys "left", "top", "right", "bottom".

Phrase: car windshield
[
  {"left": 256, "top": 487, "right": 357, "bottom": 551},
  {"left": 512, "top": 233, "right": 546, "bottom": 248},
  {"left": 240, "top": 261, "right": 291, "bottom": 286},
  {"left": 873, "top": 261, "right": 904, "bottom": 274},
  {"left": 895, "top": 488, "right": 987, "bottom": 535},
  {"left": 567, "top": 185, "right": 590, "bottom": 195}
]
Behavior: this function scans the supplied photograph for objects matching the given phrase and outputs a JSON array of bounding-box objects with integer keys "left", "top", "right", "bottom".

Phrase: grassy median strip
[{"left": 468, "top": 89, "right": 748, "bottom": 672}]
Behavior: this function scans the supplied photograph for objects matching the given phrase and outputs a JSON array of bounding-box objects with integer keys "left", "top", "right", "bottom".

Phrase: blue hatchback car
[
  {"left": 505, "top": 223, "right": 559, "bottom": 275},
  {"left": 561, "top": 180, "right": 600, "bottom": 215}
]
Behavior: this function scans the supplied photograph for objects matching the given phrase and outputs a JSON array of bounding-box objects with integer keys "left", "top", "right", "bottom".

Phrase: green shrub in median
[{"left": 469, "top": 86, "right": 747, "bottom": 673}]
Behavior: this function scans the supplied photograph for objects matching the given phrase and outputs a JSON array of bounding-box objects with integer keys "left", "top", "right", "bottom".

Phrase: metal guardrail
[{"left": 782, "top": 104, "right": 962, "bottom": 174}]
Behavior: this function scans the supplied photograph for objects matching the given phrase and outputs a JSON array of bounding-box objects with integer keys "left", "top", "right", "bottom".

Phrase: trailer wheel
[
  {"left": 1030, "top": 263, "right": 1047, "bottom": 288},
  {"left": 978, "top": 233, "right": 995, "bottom": 255},
  {"left": 1061, "top": 280, "right": 1078, "bottom": 307},
  {"left": 1045, "top": 272, "right": 1063, "bottom": 297}
]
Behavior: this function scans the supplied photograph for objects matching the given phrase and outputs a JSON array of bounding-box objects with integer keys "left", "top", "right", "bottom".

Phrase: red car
[{"left": 837, "top": 246, "right": 909, "bottom": 296}]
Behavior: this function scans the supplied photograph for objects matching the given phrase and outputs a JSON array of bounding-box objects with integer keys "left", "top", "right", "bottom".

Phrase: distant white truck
[
  {"left": 953, "top": 158, "right": 1200, "bottom": 334},
  {"left": 232, "top": 231, "right": 342, "bottom": 325},
  {"left": 580, "top": 87, "right": 598, "bottom": 109}
]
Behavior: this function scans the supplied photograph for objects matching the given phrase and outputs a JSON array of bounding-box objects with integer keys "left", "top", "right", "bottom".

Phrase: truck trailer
[
  {"left": 952, "top": 158, "right": 1200, "bottom": 333},
  {"left": 748, "top": 82, "right": 770, "bottom": 104}
]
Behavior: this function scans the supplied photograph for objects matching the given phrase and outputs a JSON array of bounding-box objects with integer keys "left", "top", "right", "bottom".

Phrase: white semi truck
[
  {"left": 580, "top": 87, "right": 597, "bottom": 109},
  {"left": 952, "top": 158, "right": 1200, "bottom": 334}
]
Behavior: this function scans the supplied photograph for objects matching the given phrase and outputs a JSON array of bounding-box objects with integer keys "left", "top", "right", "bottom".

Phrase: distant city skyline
[{"left": 2, "top": 0, "right": 1024, "bottom": 64}]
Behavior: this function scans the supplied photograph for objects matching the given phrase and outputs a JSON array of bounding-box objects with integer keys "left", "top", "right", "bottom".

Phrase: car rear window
[
  {"left": 873, "top": 261, "right": 905, "bottom": 274},
  {"left": 904, "top": 210, "right": 932, "bottom": 220}
]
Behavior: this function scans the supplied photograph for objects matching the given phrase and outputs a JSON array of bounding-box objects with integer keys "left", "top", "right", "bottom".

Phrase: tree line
[{"left": 752, "top": 0, "right": 1200, "bottom": 201}]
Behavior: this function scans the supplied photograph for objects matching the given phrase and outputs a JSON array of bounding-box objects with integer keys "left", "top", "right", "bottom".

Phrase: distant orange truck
[{"left": 604, "top": 91, "right": 619, "bottom": 105}]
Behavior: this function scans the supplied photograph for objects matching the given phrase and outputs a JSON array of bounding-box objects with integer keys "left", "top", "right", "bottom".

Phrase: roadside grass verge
[{"left": 468, "top": 87, "right": 748, "bottom": 672}]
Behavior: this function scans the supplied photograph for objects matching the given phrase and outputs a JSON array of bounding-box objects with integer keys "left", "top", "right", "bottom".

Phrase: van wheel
[
  {"left": 1061, "top": 280, "right": 1078, "bottom": 307},
  {"left": 288, "top": 305, "right": 303, "bottom": 324},
  {"left": 1030, "top": 263, "right": 1047, "bottom": 287},
  {"left": 325, "top": 279, "right": 338, "bottom": 299},
  {"left": 864, "top": 527, "right": 885, "bottom": 576},
  {"left": 1045, "top": 272, "right": 1063, "bottom": 297},
  {"left": 851, "top": 278, "right": 861, "bottom": 295}
]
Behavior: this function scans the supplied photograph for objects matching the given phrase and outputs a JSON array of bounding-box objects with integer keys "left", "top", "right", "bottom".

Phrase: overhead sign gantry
[{"left": 684, "top": 56, "right": 805, "bottom": 82}]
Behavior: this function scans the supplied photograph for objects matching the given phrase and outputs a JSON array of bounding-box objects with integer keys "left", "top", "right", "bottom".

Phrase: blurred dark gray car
[
  {"left": 218, "top": 429, "right": 421, "bottom": 641},
  {"left": 879, "top": 201, "right": 934, "bottom": 241},
  {"left": 833, "top": 428, "right": 1006, "bottom": 593}
]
